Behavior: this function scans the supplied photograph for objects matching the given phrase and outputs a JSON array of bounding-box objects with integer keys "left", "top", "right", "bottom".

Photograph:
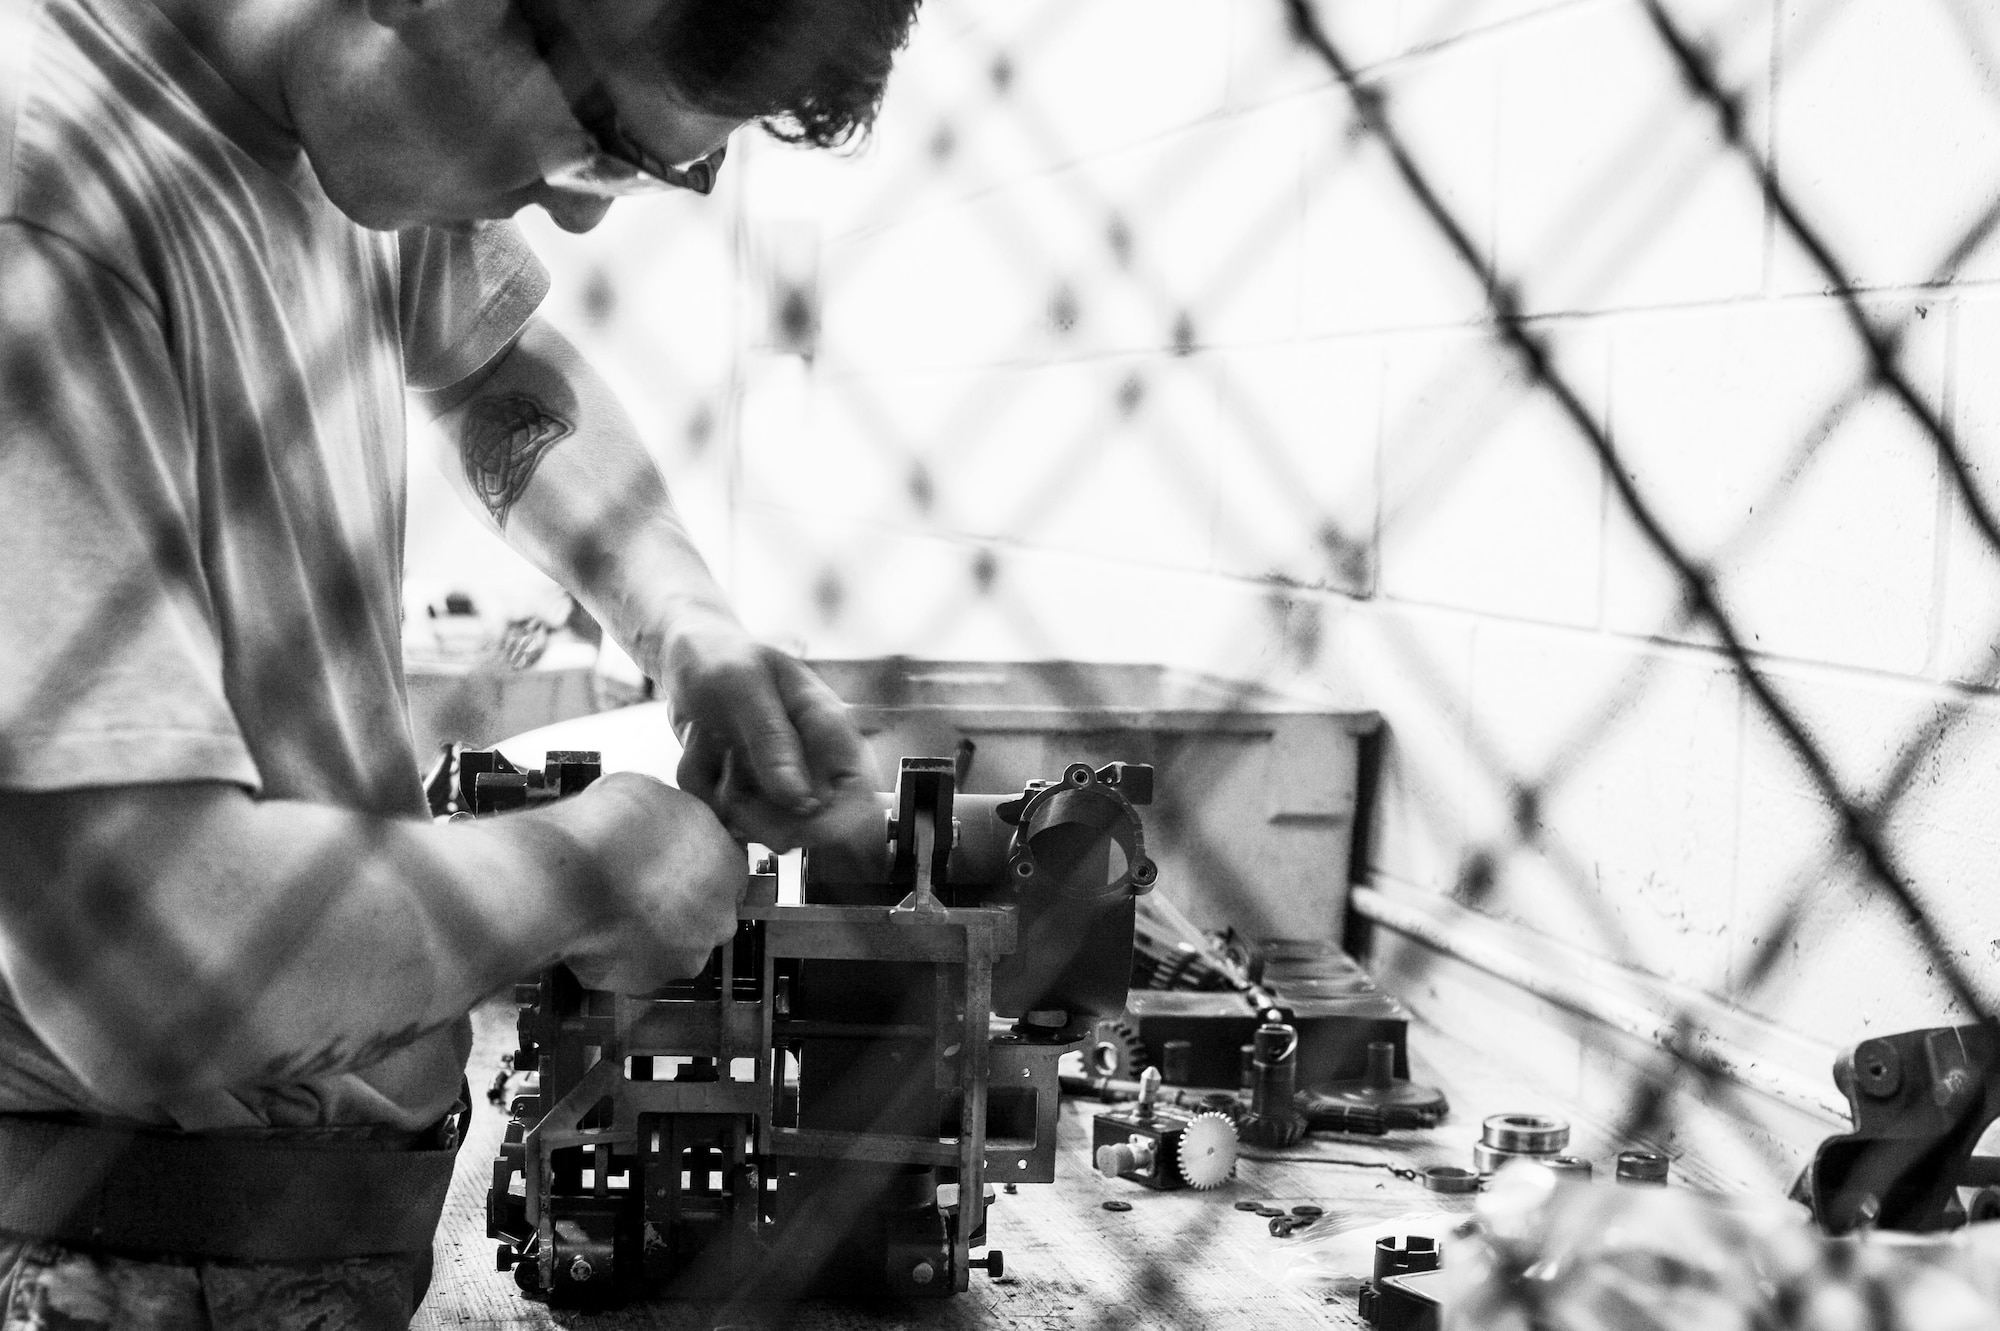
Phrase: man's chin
[{"left": 310, "top": 164, "right": 510, "bottom": 233}]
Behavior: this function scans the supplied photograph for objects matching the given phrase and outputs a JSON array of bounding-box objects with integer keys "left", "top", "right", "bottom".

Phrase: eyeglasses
[{"left": 514, "top": 0, "right": 727, "bottom": 197}]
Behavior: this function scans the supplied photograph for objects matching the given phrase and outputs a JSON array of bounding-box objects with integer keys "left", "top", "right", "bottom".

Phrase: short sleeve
[
  {"left": 396, "top": 220, "right": 550, "bottom": 393},
  {"left": 0, "top": 222, "right": 257, "bottom": 792}
]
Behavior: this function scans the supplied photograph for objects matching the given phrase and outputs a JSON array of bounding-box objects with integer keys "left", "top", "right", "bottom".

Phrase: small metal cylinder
[
  {"left": 1162, "top": 1040, "right": 1193, "bottom": 1086},
  {"left": 1615, "top": 1150, "right": 1670, "bottom": 1186},
  {"left": 1421, "top": 1165, "right": 1482, "bottom": 1194},
  {"left": 1473, "top": 1141, "right": 1547, "bottom": 1175},
  {"left": 1544, "top": 1155, "right": 1594, "bottom": 1180},
  {"left": 1481, "top": 1113, "right": 1570, "bottom": 1154},
  {"left": 1250, "top": 1016, "right": 1298, "bottom": 1120}
]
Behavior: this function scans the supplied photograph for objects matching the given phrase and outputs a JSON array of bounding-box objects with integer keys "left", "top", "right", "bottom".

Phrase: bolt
[
  {"left": 568, "top": 1256, "right": 594, "bottom": 1284},
  {"left": 910, "top": 1261, "right": 936, "bottom": 1286}
]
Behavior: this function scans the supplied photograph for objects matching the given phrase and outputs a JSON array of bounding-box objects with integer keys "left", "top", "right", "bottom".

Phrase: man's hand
[
  {"left": 662, "top": 617, "right": 877, "bottom": 850},
  {"left": 553, "top": 771, "right": 748, "bottom": 993},
  {"left": 424, "top": 321, "right": 879, "bottom": 848},
  {"left": 0, "top": 775, "right": 744, "bottom": 1109}
]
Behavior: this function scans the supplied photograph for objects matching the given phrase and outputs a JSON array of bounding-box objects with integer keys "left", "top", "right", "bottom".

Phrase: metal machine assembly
[
  {"left": 1800, "top": 1022, "right": 2000, "bottom": 1234},
  {"left": 478, "top": 750, "right": 1155, "bottom": 1301}
]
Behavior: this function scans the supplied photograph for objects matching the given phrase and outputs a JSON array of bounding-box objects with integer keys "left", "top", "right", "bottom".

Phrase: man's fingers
[
  {"left": 715, "top": 781, "right": 883, "bottom": 854},
  {"left": 674, "top": 725, "right": 728, "bottom": 802},
  {"left": 713, "top": 655, "right": 821, "bottom": 813},
  {"left": 772, "top": 660, "right": 873, "bottom": 786}
]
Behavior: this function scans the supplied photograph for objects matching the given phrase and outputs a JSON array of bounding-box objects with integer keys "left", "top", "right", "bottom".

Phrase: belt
[{"left": 0, "top": 1101, "right": 468, "bottom": 1263}]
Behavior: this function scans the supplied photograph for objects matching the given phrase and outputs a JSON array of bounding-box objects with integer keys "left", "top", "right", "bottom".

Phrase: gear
[
  {"left": 1089, "top": 1018, "right": 1149, "bottom": 1080},
  {"left": 1176, "top": 1112, "right": 1238, "bottom": 1190}
]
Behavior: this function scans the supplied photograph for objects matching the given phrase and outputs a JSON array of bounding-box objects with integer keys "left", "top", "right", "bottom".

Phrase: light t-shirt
[{"left": 0, "top": 0, "right": 549, "bottom": 1130}]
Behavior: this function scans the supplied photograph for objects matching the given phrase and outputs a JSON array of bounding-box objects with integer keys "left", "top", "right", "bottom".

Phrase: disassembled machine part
[
  {"left": 1420, "top": 1165, "right": 1481, "bottom": 1194},
  {"left": 1543, "top": 1155, "right": 1594, "bottom": 1180},
  {"left": 1088, "top": 1018, "right": 1149, "bottom": 1080},
  {"left": 1482, "top": 1113, "right": 1569, "bottom": 1154},
  {"left": 1473, "top": 1113, "right": 1570, "bottom": 1176},
  {"left": 1092, "top": 1068, "right": 1239, "bottom": 1191},
  {"left": 1237, "top": 1011, "right": 1309, "bottom": 1148},
  {"left": 1312, "top": 1041, "right": 1449, "bottom": 1130},
  {"left": 1357, "top": 1234, "right": 1443, "bottom": 1331},
  {"left": 483, "top": 752, "right": 1155, "bottom": 1302},
  {"left": 1615, "top": 1150, "right": 1670, "bottom": 1187},
  {"left": 1124, "top": 942, "right": 1410, "bottom": 1092},
  {"left": 1799, "top": 1023, "right": 2000, "bottom": 1234}
]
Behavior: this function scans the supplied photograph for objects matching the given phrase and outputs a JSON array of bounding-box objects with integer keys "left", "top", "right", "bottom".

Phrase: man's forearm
[
  {"left": 0, "top": 782, "right": 616, "bottom": 1111},
  {"left": 427, "top": 316, "right": 740, "bottom": 681},
  {"left": 423, "top": 317, "right": 877, "bottom": 844}
]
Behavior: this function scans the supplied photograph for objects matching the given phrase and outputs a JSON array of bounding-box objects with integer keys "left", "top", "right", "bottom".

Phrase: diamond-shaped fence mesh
[
  {"left": 454, "top": 21, "right": 1943, "bottom": 1304},
  {"left": 514, "top": 0, "right": 2000, "bottom": 1248},
  {"left": 13, "top": 0, "right": 2000, "bottom": 1321}
]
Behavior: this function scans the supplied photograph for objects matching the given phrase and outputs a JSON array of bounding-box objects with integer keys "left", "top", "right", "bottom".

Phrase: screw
[
  {"left": 910, "top": 1261, "right": 936, "bottom": 1286},
  {"left": 568, "top": 1256, "right": 594, "bottom": 1284}
]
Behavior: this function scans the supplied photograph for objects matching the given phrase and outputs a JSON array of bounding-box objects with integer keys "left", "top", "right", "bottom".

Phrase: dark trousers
[{"left": 0, "top": 1235, "right": 433, "bottom": 1330}]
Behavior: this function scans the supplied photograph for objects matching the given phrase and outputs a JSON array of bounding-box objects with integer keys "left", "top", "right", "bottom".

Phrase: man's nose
[{"left": 537, "top": 186, "right": 614, "bottom": 234}]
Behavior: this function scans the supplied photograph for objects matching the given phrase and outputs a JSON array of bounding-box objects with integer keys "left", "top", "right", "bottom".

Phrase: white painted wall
[{"left": 409, "top": 0, "right": 2000, "bottom": 1183}]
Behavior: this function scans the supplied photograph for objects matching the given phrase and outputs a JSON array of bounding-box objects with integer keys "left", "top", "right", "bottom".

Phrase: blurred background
[{"left": 405, "top": 0, "right": 2000, "bottom": 1195}]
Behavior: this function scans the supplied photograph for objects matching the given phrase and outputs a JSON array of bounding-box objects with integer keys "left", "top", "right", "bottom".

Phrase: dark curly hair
[{"left": 649, "top": 0, "right": 924, "bottom": 149}]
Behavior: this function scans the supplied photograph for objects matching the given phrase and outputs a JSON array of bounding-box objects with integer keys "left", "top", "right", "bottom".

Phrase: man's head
[
  {"left": 290, "top": 0, "right": 921, "bottom": 232},
  {"left": 625, "top": 0, "right": 921, "bottom": 151}
]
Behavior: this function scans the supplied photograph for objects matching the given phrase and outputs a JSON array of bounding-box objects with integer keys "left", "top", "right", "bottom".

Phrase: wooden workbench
[{"left": 414, "top": 999, "right": 1729, "bottom": 1331}]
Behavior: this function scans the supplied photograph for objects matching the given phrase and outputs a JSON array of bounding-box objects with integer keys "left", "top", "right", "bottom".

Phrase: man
[{"left": 0, "top": 0, "right": 919, "bottom": 1324}]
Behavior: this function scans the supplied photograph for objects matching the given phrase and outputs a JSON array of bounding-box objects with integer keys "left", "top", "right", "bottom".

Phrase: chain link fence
[
  {"left": 554, "top": 0, "right": 2000, "bottom": 1238},
  {"left": 12, "top": 0, "right": 2000, "bottom": 1322}
]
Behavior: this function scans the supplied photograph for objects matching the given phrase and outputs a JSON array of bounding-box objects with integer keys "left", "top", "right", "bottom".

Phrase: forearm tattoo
[
  {"left": 256, "top": 1018, "right": 445, "bottom": 1085},
  {"left": 459, "top": 393, "right": 574, "bottom": 528}
]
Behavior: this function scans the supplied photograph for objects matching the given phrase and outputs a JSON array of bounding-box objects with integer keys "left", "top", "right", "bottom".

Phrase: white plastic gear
[{"left": 1176, "top": 1111, "right": 1239, "bottom": 1190}]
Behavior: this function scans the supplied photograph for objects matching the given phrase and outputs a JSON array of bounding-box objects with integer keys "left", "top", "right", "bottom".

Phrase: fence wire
[
  {"left": 688, "top": 0, "right": 2000, "bottom": 1303},
  {"left": 9, "top": 0, "right": 2000, "bottom": 1325}
]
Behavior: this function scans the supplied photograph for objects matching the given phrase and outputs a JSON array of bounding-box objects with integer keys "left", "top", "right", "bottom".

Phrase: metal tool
[{"left": 483, "top": 752, "right": 1154, "bottom": 1302}]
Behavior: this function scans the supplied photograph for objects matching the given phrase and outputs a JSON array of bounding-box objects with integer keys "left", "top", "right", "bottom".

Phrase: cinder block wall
[{"left": 410, "top": 0, "right": 2000, "bottom": 1182}]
